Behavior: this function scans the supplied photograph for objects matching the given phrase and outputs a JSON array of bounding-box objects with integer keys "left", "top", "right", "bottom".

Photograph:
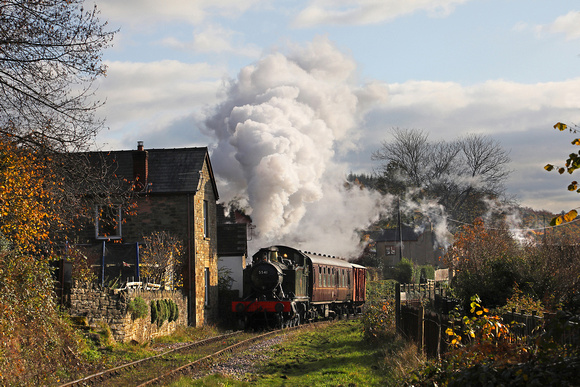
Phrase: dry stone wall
[{"left": 69, "top": 282, "right": 187, "bottom": 343}]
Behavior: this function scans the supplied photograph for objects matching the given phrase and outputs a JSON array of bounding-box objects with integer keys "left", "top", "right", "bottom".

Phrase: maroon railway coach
[{"left": 232, "top": 245, "right": 366, "bottom": 329}]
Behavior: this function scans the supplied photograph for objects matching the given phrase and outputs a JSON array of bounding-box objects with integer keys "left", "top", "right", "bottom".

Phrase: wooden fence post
[
  {"left": 418, "top": 305, "right": 424, "bottom": 354},
  {"left": 395, "top": 282, "right": 401, "bottom": 336}
]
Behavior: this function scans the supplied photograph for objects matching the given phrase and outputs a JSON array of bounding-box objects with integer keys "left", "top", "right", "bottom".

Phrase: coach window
[{"left": 318, "top": 267, "right": 322, "bottom": 285}]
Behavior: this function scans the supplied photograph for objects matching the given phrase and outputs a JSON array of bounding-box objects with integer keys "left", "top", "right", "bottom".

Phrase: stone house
[
  {"left": 74, "top": 142, "right": 219, "bottom": 326},
  {"left": 371, "top": 225, "right": 444, "bottom": 268}
]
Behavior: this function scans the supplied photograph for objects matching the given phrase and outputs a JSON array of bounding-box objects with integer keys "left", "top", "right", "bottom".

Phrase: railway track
[{"left": 59, "top": 322, "right": 327, "bottom": 387}]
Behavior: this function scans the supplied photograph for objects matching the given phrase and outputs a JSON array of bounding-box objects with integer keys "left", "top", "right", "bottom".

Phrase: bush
[
  {"left": 149, "top": 299, "right": 179, "bottom": 326},
  {"left": 0, "top": 253, "right": 85, "bottom": 385},
  {"left": 157, "top": 299, "right": 168, "bottom": 327},
  {"left": 169, "top": 300, "right": 179, "bottom": 322},
  {"left": 417, "top": 265, "right": 434, "bottom": 283},
  {"left": 127, "top": 296, "right": 148, "bottom": 320},
  {"left": 150, "top": 300, "right": 158, "bottom": 324},
  {"left": 406, "top": 296, "right": 580, "bottom": 386},
  {"left": 362, "top": 280, "right": 397, "bottom": 343},
  {"left": 394, "top": 258, "right": 413, "bottom": 283}
]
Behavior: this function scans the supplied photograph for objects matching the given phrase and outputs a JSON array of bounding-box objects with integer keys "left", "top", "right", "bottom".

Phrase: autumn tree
[
  {"left": 0, "top": 1, "right": 135, "bottom": 246},
  {"left": 445, "top": 218, "right": 523, "bottom": 307},
  {"left": 0, "top": 3, "right": 119, "bottom": 382},
  {"left": 372, "top": 128, "right": 512, "bottom": 226},
  {"left": 0, "top": 137, "right": 62, "bottom": 254}
]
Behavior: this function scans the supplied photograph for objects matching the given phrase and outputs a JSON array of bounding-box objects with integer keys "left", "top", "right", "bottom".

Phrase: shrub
[
  {"left": 362, "top": 280, "right": 397, "bottom": 343},
  {"left": 149, "top": 299, "right": 179, "bottom": 326},
  {"left": 362, "top": 300, "right": 395, "bottom": 343},
  {"left": 0, "top": 252, "right": 85, "bottom": 385},
  {"left": 417, "top": 265, "right": 434, "bottom": 283},
  {"left": 406, "top": 296, "right": 580, "bottom": 386},
  {"left": 168, "top": 300, "right": 179, "bottom": 322},
  {"left": 394, "top": 258, "right": 413, "bottom": 283},
  {"left": 446, "top": 218, "right": 524, "bottom": 308},
  {"left": 127, "top": 296, "right": 148, "bottom": 320},
  {"left": 150, "top": 300, "right": 158, "bottom": 324}
]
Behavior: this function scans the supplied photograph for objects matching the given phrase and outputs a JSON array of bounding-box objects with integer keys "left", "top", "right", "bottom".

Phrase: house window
[
  {"left": 203, "top": 200, "right": 209, "bottom": 238},
  {"left": 204, "top": 267, "right": 210, "bottom": 307},
  {"left": 386, "top": 246, "right": 396, "bottom": 255},
  {"left": 95, "top": 204, "right": 122, "bottom": 239}
]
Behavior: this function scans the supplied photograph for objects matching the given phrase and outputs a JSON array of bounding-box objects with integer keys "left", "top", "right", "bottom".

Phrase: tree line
[{"left": 350, "top": 127, "right": 513, "bottom": 229}]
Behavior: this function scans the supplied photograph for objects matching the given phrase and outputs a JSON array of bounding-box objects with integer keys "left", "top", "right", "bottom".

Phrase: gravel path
[{"left": 194, "top": 334, "right": 288, "bottom": 380}]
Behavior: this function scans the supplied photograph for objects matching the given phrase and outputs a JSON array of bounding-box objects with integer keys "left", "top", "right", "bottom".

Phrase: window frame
[
  {"left": 203, "top": 200, "right": 209, "bottom": 238},
  {"left": 95, "top": 204, "right": 122, "bottom": 240},
  {"left": 204, "top": 267, "right": 210, "bottom": 307}
]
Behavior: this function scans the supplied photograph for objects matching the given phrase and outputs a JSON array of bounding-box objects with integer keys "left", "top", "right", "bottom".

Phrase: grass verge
[{"left": 176, "top": 318, "right": 420, "bottom": 386}]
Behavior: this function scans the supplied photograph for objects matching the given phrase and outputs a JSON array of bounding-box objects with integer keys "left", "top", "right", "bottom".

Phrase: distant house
[
  {"left": 371, "top": 225, "right": 444, "bottom": 268},
  {"left": 74, "top": 142, "right": 219, "bottom": 326},
  {"left": 216, "top": 205, "right": 252, "bottom": 298}
]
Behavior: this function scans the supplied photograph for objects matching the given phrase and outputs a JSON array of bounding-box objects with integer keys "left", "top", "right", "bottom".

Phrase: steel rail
[
  {"left": 136, "top": 321, "right": 332, "bottom": 386},
  {"left": 58, "top": 331, "right": 242, "bottom": 387}
]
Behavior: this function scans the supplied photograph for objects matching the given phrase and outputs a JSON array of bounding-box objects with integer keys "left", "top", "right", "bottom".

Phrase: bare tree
[
  {"left": 373, "top": 128, "right": 512, "bottom": 224},
  {"left": 0, "top": 1, "right": 126, "bottom": 247},
  {"left": 0, "top": 0, "right": 115, "bottom": 151},
  {"left": 140, "top": 232, "right": 184, "bottom": 289}
]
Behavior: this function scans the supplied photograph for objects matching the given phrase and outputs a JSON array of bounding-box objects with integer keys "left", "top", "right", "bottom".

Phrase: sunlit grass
[{"left": 176, "top": 319, "right": 402, "bottom": 386}]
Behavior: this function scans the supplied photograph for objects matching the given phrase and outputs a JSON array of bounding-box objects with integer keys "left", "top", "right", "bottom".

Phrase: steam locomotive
[{"left": 231, "top": 245, "right": 366, "bottom": 329}]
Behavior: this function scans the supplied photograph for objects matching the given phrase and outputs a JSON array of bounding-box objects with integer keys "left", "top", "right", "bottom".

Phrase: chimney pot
[{"left": 133, "top": 142, "right": 148, "bottom": 189}]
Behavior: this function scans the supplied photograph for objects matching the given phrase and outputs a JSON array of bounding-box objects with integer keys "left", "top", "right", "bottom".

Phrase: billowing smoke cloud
[
  {"left": 203, "top": 37, "right": 391, "bottom": 257},
  {"left": 399, "top": 190, "right": 454, "bottom": 250}
]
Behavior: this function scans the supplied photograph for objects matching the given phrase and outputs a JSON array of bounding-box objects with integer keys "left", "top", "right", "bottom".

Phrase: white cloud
[
  {"left": 357, "top": 77, "right": 580, "bottom": 213},
  {"left": 293, "top": 0, "right": 471, "bottom": 27},
  {"left": 158, "top": 25, "right": 262, "bottom": 57},
  {"left": 536, "top": 11, "right": 580, "bottom": 40},
  {"left": 97, "top": 0, "right": 266, "bottom": 26},
  {"left": 376, "top": 78, "right": 580, "bottom": 137},
  {"left": 94, "top": 60, "right": 226, "bottom": 148}
]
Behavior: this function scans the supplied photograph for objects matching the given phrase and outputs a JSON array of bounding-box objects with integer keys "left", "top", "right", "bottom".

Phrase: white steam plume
[{"left": 203, "top": 37, "right": 390, "bottom": 257}]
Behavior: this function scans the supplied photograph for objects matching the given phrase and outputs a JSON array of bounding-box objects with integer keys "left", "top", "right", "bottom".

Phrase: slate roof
[
  {"left": 84, "top": 146, "right": 218, "bottom": 197},
  {"left": 369, "top": 226, "right": 420, "bottom": 242}
]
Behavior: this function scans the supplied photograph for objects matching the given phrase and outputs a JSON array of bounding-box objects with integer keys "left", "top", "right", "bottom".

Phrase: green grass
[{"left": 176, "top": 319, "right": 390, "bottom": 386}]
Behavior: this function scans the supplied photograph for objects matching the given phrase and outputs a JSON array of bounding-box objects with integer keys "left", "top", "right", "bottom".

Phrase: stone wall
[{"left": 69, "top": 282, "right": 187, "bottom": 343}]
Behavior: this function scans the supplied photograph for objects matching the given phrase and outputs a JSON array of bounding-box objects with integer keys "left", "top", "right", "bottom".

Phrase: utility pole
[{"left": 398, "top": 197, "right": 403, "bottom": 262}]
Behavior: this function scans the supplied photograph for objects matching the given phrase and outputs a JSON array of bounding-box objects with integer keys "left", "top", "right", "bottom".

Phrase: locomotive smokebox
[{"left": 250, "top": 261, "right": 284, "bottom": 293}]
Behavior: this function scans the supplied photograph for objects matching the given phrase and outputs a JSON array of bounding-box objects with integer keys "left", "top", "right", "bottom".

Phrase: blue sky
[{"left": 90, "top": 0, "right": 580, "bottom": 252}]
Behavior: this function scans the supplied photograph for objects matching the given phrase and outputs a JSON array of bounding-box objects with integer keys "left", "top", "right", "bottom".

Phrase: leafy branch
[{"left": 544, "top": 122, "right": 580, "bottom": 226}]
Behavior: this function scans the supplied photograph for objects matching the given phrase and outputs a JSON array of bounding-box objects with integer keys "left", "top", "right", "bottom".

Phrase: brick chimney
[{"left": 133, "top": 141, "right": 148, "bottom": 190}]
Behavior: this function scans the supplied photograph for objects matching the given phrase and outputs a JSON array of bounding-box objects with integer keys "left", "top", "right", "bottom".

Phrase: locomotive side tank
[{"left": 232, "top": 245, "right": 366, "bottom": 329}]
